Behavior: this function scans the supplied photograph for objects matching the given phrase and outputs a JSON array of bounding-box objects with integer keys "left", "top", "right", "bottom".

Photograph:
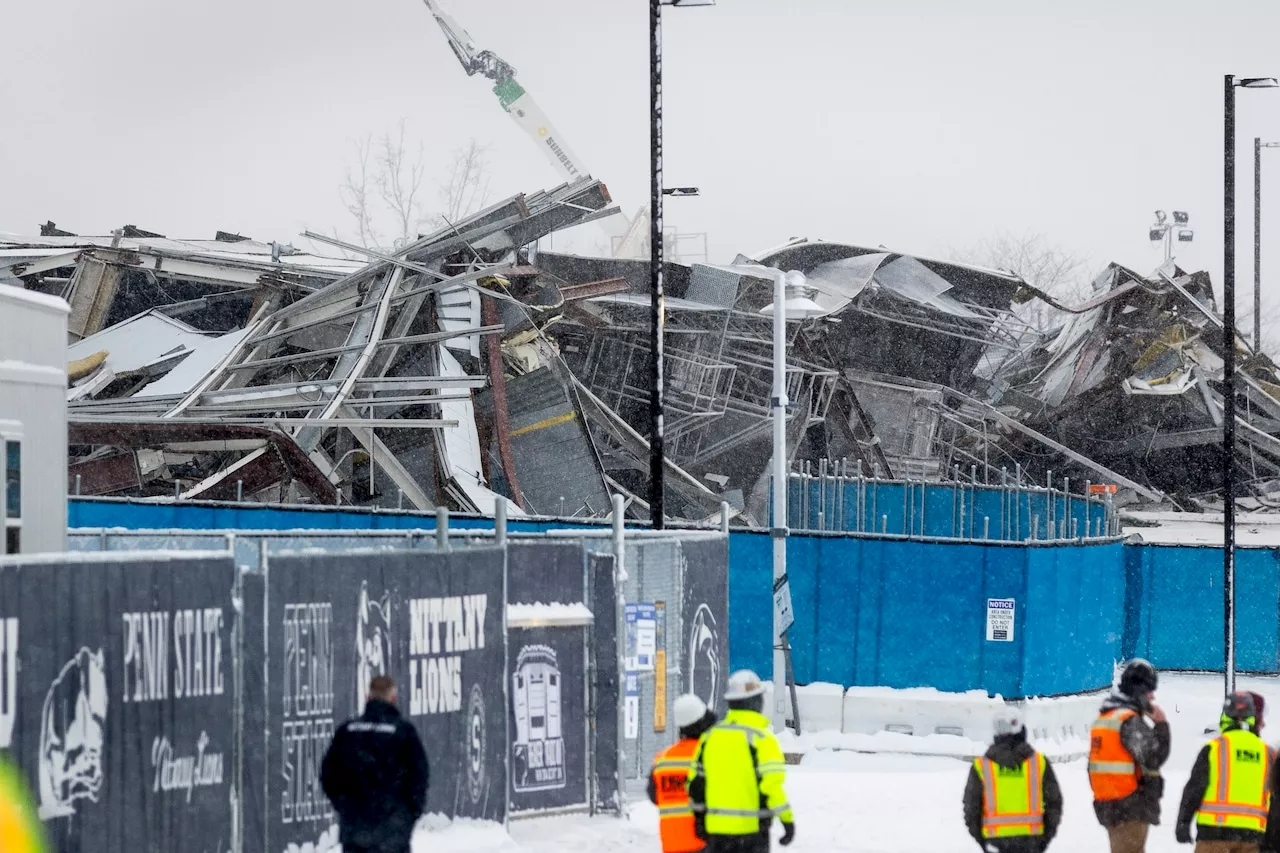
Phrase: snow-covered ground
[{"left": 413, "top": 672, "right": 1280, "bottom": 852}]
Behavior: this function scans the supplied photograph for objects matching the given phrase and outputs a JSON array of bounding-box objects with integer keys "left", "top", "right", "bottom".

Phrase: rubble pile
[{"left": 4, "top": 184, "right": 1276, "bottom": 522}]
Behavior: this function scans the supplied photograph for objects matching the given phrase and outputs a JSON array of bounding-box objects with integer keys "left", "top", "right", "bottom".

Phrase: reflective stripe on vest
[
  {"left": 975, "top": 753, "right": 1046, "bottom": 838},
  {"left": 1197, "top": 731, "right": 1273, "bottom": 833},
  {"left": 1089, "top": 708, "right": 1141, "bottom": 801},
  {"left": 652, "top": 739, "right": 704, "bottom": 853}
]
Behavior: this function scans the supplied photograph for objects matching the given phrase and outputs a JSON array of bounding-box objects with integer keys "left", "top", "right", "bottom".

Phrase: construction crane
[{"left": 420, "top": 0, "right": 648, "bottom": 257}]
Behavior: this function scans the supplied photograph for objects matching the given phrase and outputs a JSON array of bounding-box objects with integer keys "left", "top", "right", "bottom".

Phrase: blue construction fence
[
  {"left": 1124, "top": 544, "right": 1280, "bottom": 673},
  {"left": 66, "top": 498, "right": 1280, "bottom": 697},
  {"left": 787, "top": 476, "right": 1112, "bottom": 541}
]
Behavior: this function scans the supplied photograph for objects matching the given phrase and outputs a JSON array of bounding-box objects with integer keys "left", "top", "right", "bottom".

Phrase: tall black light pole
[
  {"left": 649, "top": 0, "right": 666, "bottom": 528},
  {"left": 649, "top": 0, "right": 712, "bottom": 529},
  {"left": 1224, "top": 75, "right": 1278, "bottom": 696}
]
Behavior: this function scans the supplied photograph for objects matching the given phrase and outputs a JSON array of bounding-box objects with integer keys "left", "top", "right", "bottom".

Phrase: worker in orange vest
[
  {"left": 649, "top": 693, "right": 718, "bottom": 853},
  {"left": 1088, "top": 659, "right": 1172, "bottom": 853}
]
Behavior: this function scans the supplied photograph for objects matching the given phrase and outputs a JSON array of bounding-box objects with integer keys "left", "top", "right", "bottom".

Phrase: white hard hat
[
  {"left": 992, "top": 708, "right": 1025, "bottom": 738},
  {"left": 673, "top": 693, "right": 709, "bottom": 729},
  {"left": 724, "top": 669, "right": 766, "bottom": 701}
]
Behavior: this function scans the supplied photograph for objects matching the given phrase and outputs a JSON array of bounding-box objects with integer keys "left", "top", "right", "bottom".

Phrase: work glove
[
  {"left": 1175, "top": 823, "right": 1193, "bottom": 844},
  {"left": 779, "top": 820, "right": 796, "bottom": 847}
]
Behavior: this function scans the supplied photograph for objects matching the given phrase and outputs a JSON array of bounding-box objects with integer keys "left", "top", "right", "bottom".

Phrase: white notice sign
[
  {"left": 773, "top": 575, "right": 795, "bottom": 635},
  {"left": 986, "top": 598, "right": 1015, "bottom": 642},
  {"left": 624, "top": 696, "right": 639, "bottom": 739}
]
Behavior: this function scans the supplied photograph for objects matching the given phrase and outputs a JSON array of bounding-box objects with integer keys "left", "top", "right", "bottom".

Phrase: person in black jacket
[
  {"left": 964, "top": 709, "right": 1063, "bottom": 852},
  {"left": 321, "top": 676, "right": 429, "bottom": 853}
]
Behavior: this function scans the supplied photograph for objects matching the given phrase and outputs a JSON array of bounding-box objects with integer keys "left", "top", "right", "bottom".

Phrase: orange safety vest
[
  {"left": 652, "top": 739, "right": 704, "bottom": 853},
  {"left": 1089, "top": 708, "right": 1142, "bottom": 801}
]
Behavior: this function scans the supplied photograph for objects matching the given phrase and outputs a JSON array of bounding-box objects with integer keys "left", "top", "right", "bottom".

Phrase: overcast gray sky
[{"left": 6, "top": 0, "right": 1280, "bottom": 315}]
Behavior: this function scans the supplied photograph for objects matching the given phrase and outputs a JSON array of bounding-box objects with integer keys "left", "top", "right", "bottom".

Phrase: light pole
[
  {"left": 649, "top": 0, "right": 712, "bottom": 530},
  {"left": 1224, "top": 75, "right": 1278, "bottom": 696},
  {"left": 1149, "top": 209, "right": 1193, "bottom": 262},
  {"left": 761, "top": 271, "right": 824, "bottom": 732},
  {"left": 1255, "top": 139, "right": 1280, "bottom": 351}
]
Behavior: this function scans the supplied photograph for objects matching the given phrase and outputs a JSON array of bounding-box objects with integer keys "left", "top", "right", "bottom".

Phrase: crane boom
[{"left": 421, "top": 0, "right": 593, "bottom": 185}]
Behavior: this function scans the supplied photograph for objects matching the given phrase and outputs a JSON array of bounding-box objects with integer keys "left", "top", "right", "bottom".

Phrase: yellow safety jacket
[
  {"left": 973, "top": 752, "right": 1047, "bottom": 838},
  {"left": 0, "top": 754, "right": 48, "bottom": 853},
  {"left": 1196, "top": 728, "right": 1275, "bottom": 832},
  {"left": 688, "top": 708, "right": 792, "bottom": 836}
]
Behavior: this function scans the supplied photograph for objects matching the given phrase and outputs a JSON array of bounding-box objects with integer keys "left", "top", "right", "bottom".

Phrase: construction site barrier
[
  {"left": 1124, "top": 544, "right": 1280, "bottom": 673},
  {"left": 5, "top": 514, "right": 731, "bottom": 851},
  {"left": 730, "top": 532, "right": 1127, "bottom": 699}
]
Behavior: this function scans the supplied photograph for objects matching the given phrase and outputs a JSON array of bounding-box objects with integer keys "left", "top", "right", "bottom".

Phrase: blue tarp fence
[{"left": 69, "top": 498, "right": 1280, "bottom": 698}]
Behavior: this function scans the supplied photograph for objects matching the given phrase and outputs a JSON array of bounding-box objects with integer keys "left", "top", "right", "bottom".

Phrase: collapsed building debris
[{"left": 5, "top": 198, "right": 1279, "bottom": 520}]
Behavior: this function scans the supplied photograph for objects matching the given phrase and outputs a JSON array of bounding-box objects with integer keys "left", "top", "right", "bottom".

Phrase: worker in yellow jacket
[
  {"left": 1175, "top": 691, "right": 1277, "bottom": 852},
  {"left": 0, "top": 752, "right": 48, "bottom": 853},
  {"left": 687, "top": 670, "right": 794, "bottom": 853}
]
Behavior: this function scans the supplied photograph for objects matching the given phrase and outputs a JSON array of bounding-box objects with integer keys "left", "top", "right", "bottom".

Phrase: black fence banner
[
  {"left": 0, "top": 552, "right": 237, "bottom": 853},
  {"left": 507, "top": 627, "right": 586, "bottom": 813},
  {"left": 263, "top": 547, "right": 508, "bottom": 851},
  {"left": 507, "top": 541, "right": 584, "bottom": 605},
  {"left": 678, "top": 538, "right": 730, "bottom": 715}
]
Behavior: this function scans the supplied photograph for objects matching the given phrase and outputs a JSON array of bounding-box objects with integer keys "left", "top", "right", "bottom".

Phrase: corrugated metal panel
[{"left": 504, "top": 369, "right": 610, "bottom": 517}]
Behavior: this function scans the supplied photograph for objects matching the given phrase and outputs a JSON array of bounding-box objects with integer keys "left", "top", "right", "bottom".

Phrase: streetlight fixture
[
  {"left": 1224, "top": 74, "right": 1278, "bottom": 696},
  {"left": 1255, "top": 139, "right": 1280, "bottom": 351},
  {"left": 1149, "top": 209, "right": 1193, "bottom": 261},
  {"left": 649, "top": 0, "right": 713, "bottom": 530},
  {"left": 760, "top": 270, "right": 825, "bottom": 733}
]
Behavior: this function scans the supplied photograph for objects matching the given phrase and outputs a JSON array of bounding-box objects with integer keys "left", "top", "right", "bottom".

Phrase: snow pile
[
  {"left": 413, "top": 817, "right": 515, "bottom": 851},
  {"left": 506, "top": 602, "right": 594, "bottom": 627},
  {"left": 771, "top": 682, "right": 1101, "bottom": 761}
]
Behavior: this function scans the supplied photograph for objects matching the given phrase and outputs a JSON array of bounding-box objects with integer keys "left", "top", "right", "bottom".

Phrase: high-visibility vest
[
  {"left": 1196, "top": 729, "right": 1275, "bottom": 832},
  {"left": 973, "top": 752, "right": 1047, "bottom": 838},
  {"left": 651, "top": 739, "right": 704, "bottom": 853},
  {"left": 1089, "top": 708, "right": 1142, "bottom": 801},
  {"left": 690, "top": 709, "right": 793, "bottom": 836},
  {"left": 0, "top": 756, "right": 47, "bottom": 853}
]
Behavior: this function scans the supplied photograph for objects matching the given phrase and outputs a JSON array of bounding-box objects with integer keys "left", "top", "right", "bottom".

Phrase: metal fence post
[
  {"left": 496, "top": 498, "right": 508, "bottom": 548},
  {"left": 435, "top": 506, "right": 449, "bottom": 551},
  {"left": 610, "top": 494, "right": 628, "bottom": 817}
]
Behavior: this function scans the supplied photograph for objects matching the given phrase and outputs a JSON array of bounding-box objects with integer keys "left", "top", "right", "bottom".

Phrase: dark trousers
[
  {"left": 706, "top": 833, "right": 770, "bottom": 853},
  {"left": 343, "top": 844, "right": 410, "bottom": 853}
]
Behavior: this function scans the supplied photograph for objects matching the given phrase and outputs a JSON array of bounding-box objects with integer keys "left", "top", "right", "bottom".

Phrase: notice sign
[
  {"left": 986, "top": 598, "right": 1015, "bottom": 642},
  {"left": 625, "top": 603, "right": 657, "bottom": 671},
  {"left": 624, "top": 670, "right": 639, "bottom": 740},
  {"left": 773, "top": 575, "right": 795, "bottom": 635}
]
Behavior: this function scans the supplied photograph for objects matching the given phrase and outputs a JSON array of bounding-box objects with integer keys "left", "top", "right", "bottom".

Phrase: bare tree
[
  {"left": 430, "top": 139, "right": 492, "bottom": 231},
  {"left": 337, "top": 125, "right": 492, "bottom": 250},
  {"left": 375, "top": 119, "right": 429, "bottom": 246},
  {"left": 339, "top": 135, "right": 380, "bottom": 249},
  {"left": 958, "top": 231, "right": 1092, "bottom": 331}
]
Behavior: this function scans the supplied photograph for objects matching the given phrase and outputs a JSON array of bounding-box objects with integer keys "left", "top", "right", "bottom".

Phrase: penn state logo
[
  {"left": 687, "top": 604, "right": 720, "bottom": 709},
  {"left": 465, "top": 684, "right": 486, "bottom": 804}
]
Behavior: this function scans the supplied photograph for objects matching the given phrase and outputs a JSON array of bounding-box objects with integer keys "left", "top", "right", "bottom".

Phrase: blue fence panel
[
  {"left": 1022, "top": 543, "right": 1125, "bottom": 696},
  {"left": 726, "top": 532, "right": 772, "bottom": 678},
  {"left": 1125, "top": 544, "right": 1280, "bottom": 673}
]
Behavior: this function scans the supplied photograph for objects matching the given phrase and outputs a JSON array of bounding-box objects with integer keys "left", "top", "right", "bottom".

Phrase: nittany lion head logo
[
  {"left": 688, "top": 604, "right": 720, "bottom": 710},
  {"left": 39, "top": 647, "right": 108, "bottom": 819},
  {"left": 356, "top": 581, "right": 392, "bottom": 716}
]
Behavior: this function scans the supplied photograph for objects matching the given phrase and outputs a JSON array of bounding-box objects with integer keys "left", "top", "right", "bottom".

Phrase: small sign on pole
[
  {"left": 986, "top": 598, "right": 1015, "bottom": 642},
  {"left": 773, "top": 574, "right": 795, "bottom": 635}
]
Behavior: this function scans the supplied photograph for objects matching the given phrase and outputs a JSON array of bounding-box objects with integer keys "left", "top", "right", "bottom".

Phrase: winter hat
[
  {"left": 992, "top": 709, "right": 1025, "bottom": 738},
  {"left": 1250, "top": 692, "right": 1266, "bottom": 722}
]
